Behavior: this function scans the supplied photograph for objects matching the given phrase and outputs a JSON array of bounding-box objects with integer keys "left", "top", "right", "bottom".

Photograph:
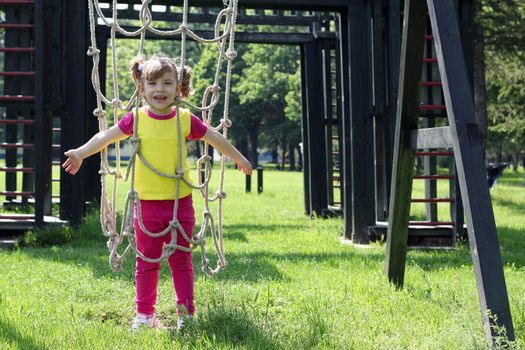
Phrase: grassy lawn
[{"left": 0, "top": 166, "right": 524, "bottom": 349}]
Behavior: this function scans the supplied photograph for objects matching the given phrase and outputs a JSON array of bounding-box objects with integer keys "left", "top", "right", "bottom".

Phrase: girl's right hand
[{"left": 62, "top": 150, "right": 83, "bottom": 175}]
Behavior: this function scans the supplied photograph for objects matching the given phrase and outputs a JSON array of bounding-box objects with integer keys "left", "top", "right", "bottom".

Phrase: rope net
[{"left": 87, "top": 0, "right": 239, "bottom": 276}]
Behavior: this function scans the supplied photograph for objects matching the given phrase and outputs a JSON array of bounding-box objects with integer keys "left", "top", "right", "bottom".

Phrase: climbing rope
[{"left": 87, "top": 0, "right": 239, "bottom": 276}]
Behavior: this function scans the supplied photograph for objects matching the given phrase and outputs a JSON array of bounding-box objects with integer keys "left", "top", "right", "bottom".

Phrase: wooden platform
[
  {"left": 0, "top": 214, "right": 67, "bottom": 230},
  {"left": 369, "top": 221, "right": 462, "bottom": 248}
]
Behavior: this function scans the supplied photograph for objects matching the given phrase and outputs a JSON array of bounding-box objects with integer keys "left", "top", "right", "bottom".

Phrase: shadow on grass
[
  {"left": 0, "top": 318, "right": 49, "bottom": 350},
  {"left": 175, "top": 306, "right": 282, "bottom": 350},
  {"left": 404, "top": 225, "right": 525, "bottom": 271},
  {"left": 17, "top": 219, "right": 326, "bottom": 283}
]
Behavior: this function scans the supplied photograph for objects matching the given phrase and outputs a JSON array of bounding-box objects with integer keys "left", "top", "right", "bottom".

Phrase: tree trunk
[
  {"left": 271, "top": 147, "right": 278, "bottom": 165},
  {"left": 237, "top": 137, "right": 249, "bottom": 161},
  {"left": 289, "top": 142, "right": 296, "bottom": 171},
  {"left": 281, "top": 141, "right": 286, "bottom": 170},
  {"left": 473, "top": 1, "right": 488, "bottom": 150}
]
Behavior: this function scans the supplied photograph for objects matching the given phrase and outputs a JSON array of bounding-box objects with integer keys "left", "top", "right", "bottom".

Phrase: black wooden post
[
  {"left": 372, "top": 0, "right": 388, "bottom": 221},
  {"left": 257, "top": 166, "right": 263, "bottom": 194},
  {"left": 385, "top": 0, "right": 401, "bottom": 221},
  {"left": 339, "top": 8, "right": 352, "bottom": 239},
  {"left": 60, "top": 0, "right": 89, "bottom": 224},
  {"left": 347, "top": 2, "right": 375, "bottom": 243},
  {"left": 427, "top": 0, "right": 514, "bottom": 342},
  {"left": 384, "top": 0, "right": 427, "bottom": 285},
  {"left": 303, "top": 39, "right": 328, "bottom": 216},
  {"left": 245, "top": 174, "right": 251, "bottom": 193},
  {"left": 300, "top": 44, "right": 311, "bottom": 215}
]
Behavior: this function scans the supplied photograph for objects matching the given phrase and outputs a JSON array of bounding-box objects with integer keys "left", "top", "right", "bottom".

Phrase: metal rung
[
  {"left": 423, "top": 57, "right": 437, "bottom": 63},
  {"left": 411, "top": 198, "right": 454, "bottom": 203},
  {"left": 0, "top": 47, "right": 34, "bottom": 53},
  {"left": 0, "top": 119, "right": 34, "bottom": 124},
  {"left": 0, "top": 0, "right": 34, "bottom": 4},
  {"left": 52, "top": 178, "right": 60, "bottom": 182},
  {"left": 0, "top": 71, "right": 35, "bottom": 77},
  {"left": 413, "top": 175, "right": 453, "bottom": 180},
  {"left": 425, "top": 35, "right": 433, "bottom": 40},
  {"left": 0, "top": 95, "right": 35, "bottom": 102},
  {"left": 0, "top": 167, "right": 33, "bottom": 172},
  {"left": 409, "top": 221, "right": 454, "bottom": 226},
  {"left": 52, "top": 128, "right": 61, "bottom": 132},
  {"left": 416, "top": 151, "right": 453, "bottom": 157},
  {"left": 419, "top": 104, "right": 446, "bottom": 110},
  {"left": 0, "top": 214, "right": 34, "bottom": 220},
  {"left": 0, "top": 142, "right": 34, "bottom": 149},
  {"left": 0, "top": 24, "right": 34, "bottom": 29},
  {"left": 420, "top": 81, "right": 442, "bottom": 87},
  {"left": 0, "top": 191, "right": 34, "bottom": 197}
]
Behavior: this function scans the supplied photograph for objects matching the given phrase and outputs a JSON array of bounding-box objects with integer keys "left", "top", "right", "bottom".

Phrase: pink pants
[{"left": 134, "top": 195, "right": 195, "bottom": 316}]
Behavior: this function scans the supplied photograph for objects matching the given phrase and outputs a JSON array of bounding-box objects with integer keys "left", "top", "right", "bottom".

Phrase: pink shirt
[{"left": 118, "top": 107, "right": 208, "bottom": 140}]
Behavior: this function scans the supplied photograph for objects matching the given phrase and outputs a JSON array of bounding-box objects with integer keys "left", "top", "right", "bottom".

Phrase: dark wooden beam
[
  {"left": 303, "top": 39, "right": 328, "bottom": 216},
  {"left": 61, "top": 0, "right": 90, "bottom": 225},
  {"left": 110, "top": 0, "right": 358, "bottom": 11},
  {"left": 339, "top": 8, "right": 353, "bottom": 239},
  {"left": 347, "top": 2, "right": 375, "bottom": 243},
  {"left": 384, "top": 0, "right": 427, "bottom": 285},
  {"left": 300, "top": 44, "right": 311, "bottom": 215},
  {"left": 111, "top": 26, "right": 320, "bottom": 45},
  {"left": 427, "top": 0, "right": 515, "bottom": 343}
]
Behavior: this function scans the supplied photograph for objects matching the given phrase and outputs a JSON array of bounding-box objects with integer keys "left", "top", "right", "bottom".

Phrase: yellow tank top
[{"left": 135, "top": 107, "right": 192, "bottom": 200}]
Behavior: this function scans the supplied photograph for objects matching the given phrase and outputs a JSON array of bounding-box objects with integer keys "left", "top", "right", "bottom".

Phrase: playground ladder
[
  {"left": 0, "top": 0, "right": 63, "bottom": 235},
  {"left": 408, "top": 24, "right": 464, "bottom": 247}
]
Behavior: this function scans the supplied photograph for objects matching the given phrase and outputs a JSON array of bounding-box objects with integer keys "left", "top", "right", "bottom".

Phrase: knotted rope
[{"left": 87, "top": 0, "right": 239, "bottom": 276}]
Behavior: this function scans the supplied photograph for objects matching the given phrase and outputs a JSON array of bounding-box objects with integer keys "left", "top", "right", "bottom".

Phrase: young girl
[{"left": 62, "top": 55, "right": 252, "bottom": 330}]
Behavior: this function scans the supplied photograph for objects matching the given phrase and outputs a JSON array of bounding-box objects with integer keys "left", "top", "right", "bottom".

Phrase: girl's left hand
[{"left": 236, "top": 157, "right": 252, "bottom": 176}]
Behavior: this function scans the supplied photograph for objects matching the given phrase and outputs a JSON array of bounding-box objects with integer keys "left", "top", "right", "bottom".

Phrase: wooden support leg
[
  {"left": 427, "top": 0, "right": 515, "bottom": 343},
  {"left": 384, "top": 0, "right": 427, "bottom": 286}
]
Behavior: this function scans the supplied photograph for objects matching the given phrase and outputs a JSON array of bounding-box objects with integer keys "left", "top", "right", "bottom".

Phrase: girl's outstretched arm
[
  {"left": 62, "top": 124, "right": 128, "bottom": 175},
  {"left": 201, "top": 128, "right": 252, "bottom": 175}
]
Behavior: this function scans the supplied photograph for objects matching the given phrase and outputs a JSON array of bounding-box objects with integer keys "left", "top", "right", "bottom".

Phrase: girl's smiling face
[{"left": 141, "top": 71, "right": 179, "bottom": 115}]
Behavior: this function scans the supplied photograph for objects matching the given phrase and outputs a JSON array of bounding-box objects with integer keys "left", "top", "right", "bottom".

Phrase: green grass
[{"left": 0, "top": 166, "right": 524, "bottom": 349}]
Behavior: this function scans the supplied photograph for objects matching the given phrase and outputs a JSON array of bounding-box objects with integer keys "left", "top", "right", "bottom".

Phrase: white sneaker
[
  {"left": 177, "top": 315, "right": 192, "bottom": 331},
  {"left": 131, "top": 313, "right": 160, "bottom": 331}
]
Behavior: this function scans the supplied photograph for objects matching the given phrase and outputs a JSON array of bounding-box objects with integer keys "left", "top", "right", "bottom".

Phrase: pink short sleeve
[
  {"left": 188, "top": 113, "right": 208, "bottom": 140},
  {"left": 118, "top": 111, "right": 134, "bottom": 135}
]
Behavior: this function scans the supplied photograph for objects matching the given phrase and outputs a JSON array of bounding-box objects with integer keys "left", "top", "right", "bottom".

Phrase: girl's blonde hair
[{"left": 130, "top": 54, "right": 193, "bottom": 98}]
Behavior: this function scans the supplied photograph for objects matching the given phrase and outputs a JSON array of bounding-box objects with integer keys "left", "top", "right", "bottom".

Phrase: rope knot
[
  {"left": 203, "top": 155, "right": 212, "bottom": 162},
  {"left": 109, "top": 253, "right": 123, "bottom": 272},
  {"left": 162, "top": 244, "right": 176, "bottom": 256},
  {"left": 202, "top": 211, "right": 211, "bottom": 219},
  {"left": 210, "top": 84, "right": 221, "bottom": 93},
  {"left": 111, "top": 99, "right": 123, "bottom": 109},
  {"left": 179, "top": 24, "right": 189, "bottom": 32},
  {"left": 216, "top": 190, "right": 227, "bottom": 199},
  {"left": 220, "top": 118, "right": 232, "bottom": 128},
  {"left": 176, "top": 168, "right": 185, "bottom": 176},
  {"left": 219, "top": 259, "right": 228, "bottom": 269},
  {"left": 226, "top": 49, "right": 237, "bottom": 60},
  {"left": 87, "top": 46, "right": 100, "bottom": 56},
  {"left": 168, "top": 219, "right": 179, "bottom": 230},
  {"left": 93, "top": 108, "right": 106, "bottom": 118},
  {"left": 129, "top": 136, "right": 140, "bottom": 145}
]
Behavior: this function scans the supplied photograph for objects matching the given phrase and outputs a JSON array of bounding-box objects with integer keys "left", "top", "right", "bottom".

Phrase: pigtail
[
  {"left": 179, "top": 65, "right": 193, "bottom": 99},
  {"left": 130, "top": 55, "right": 145, "bottom": 86}
]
